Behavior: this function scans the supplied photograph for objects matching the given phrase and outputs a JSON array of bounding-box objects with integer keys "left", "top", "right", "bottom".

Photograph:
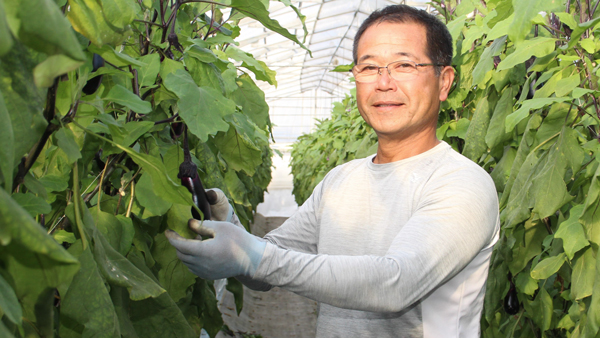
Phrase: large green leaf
[
  {"left": 7, "top": 0, "right": 85, "bottom": 60},
  {"left": 497, "top": 37, "right": 556, "bottom": 71},
  {"left": 67, "top": 0, "right": 132, "bottom": 46},
  {"left": 0, "top": 273, "right": 22, "bottom": 326},
  {"left": 11, "top": 192, "right": 51, "bottom": 216},
  {"left": 508, "top": 0, "right": 562, "bottom": 45},
  {"left": 463, "top": 90, "right": 497, "bottom": 161},
  {"left": 0, "top": 0, "right": 13, "bottom": 56},
  {"left": 571, "top": 246, "right": 595, "bottom": 300},
  {"left": 505, "top": 97, "right": 571, "bottom": 133},
  {"left": 229, "top": 0, "right": 308, "bottom": 54},
  {"left": 65, "top": 201, "right": 166, "bottom": 301},
  {"left": 166, "top": 203, "right": 197, "bottom": 240},
  {"left": 54, "top": 127, "right": 82, "bottom": 164},
  {"left": 33, "top": 54, "right": 83, "bottom": 88},
  {"left": 224, "top": 46, "right": 277, "bottom": 86},
  {"left": 485, "top": 87, "right": 514, "bottom": 149},
  {"left": 136, "top": 173, "right": 172, "bottom": 217},
  {"left": 151, "top": 233, "right": 197, "bottom": 302},
  {"left": 0, "top": 92, "right": 14, "bottom": 191},
  {"left": 472, "top": 36, "right": 507, "bottom": 86},
  {"left": 555, "top": 205, "right": 589, "bottom": 260},
  {"left": 580, "top": 161, "right": 600, "bottom": 246},
  {"left": 0, "top": 42, "right": 47, "bottom": 169},
  {"left": 213, "top": 114, "right": 264, "bottom": 176},
  {"left": 531, "top": 252, "right": 566, "bottom": 280},
  {"left": 163, "top": 70, "right": 235, "bottom": 142},
  {"left": 230, "top": 74, "right": 271, "bottom": 129},
  {"left": 129, "top": 292, "right": 197, "bottom": 338},
  {"left": 136, "top": 53, "right": 160, "bottom": 88},
  {"left": 59, "top": 244, "right": 121, "bottom": 338},
  {"left": 90, "top": 208, "right": 135, "bottom": 256},
  {"left": 0, "top": 188, "right": 79, "bottom": 321},
  {"left": 104, "top": 85, "right": 152, "bottom": 115}
]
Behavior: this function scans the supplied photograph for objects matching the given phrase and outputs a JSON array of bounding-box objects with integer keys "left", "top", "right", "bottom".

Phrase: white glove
[
  {"left": 166, "top": 219, "right": 266, "bottom": 280},
  {"left": 206, "top": 188, "right": 234, "bottom": 223}
]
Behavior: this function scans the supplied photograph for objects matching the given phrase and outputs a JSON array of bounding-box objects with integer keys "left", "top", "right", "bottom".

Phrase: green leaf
[
  {"left": 67, "top": 0, "right": 131, "bottom": 46},
  {"left": 166, "top": 203, "right": 197, "bottom": 239},
  {"left": 515, "top": 270, "right": 538, "bottom": 296},
  {"left": 226, "top": 277, "right": 244, "bottom": 315},
  {"left": 508, "top": 0, "right": 562, "bottom": 46},
  {"left": 89, "top": 208, "right": 134, "bottom": 256},
  {"left": 0, "top": 43, "right": 47, "bottom": 170},
  {"left": 507, "top": 218, "right": 547, "bottom": 275},
  {"left": 531, "top": 286, "right": 554, "bottom": 331},
  {"left": 151, "top": 233, "right": 197, "bottom": 302},
  {"left": 571, "top": 246, "right": 595, "bottom": 300},
  {"left": 231, "top": 74, "right": 271, "bottom": 129},
  {"left": 0, "top": 92, "right": 14, "bottom": 191},
  {"left": 66, "top": 201, "right": 166, "bottom": 301},
  {"left": 108, "top": 121, "right": 154, "bottom": 148},
  {"left": 128, "top": 292, "right": 197, "bottom": 338},
  {"left": 103, "top": 85, "right": 152, "bottom": 115},
  {"left": 463, "top": 90, "right": 497, "bottom": 161},
  {"left": 0, "top": 273, "right": 22, "bottom": 326},
  {"left": 0, "top": 0, "right": 13, "bottom": 56},
  {"left": 555, "top": 205, "right": 589, "bottom": 260},
  {"left": 0, "top": 188, "right": 79, "bottom": 321},
  {"left": 580, "top": 164, "right": 600, "bottom": 246},
  {"left": 184, "top": 55, "right": 225, "bottom": 94},
  {"left": 505, "top": 97, "right": 571, "bottom": 133},
  {"left": 224, "top": 46, "right": 277, "bottom": 86},
  {"left": 555, "top": 74, "right": 581, "bottom": 97},
  {"left": 185, "top": 45, "right": 217, "bottom": 63},
  {"left": 136, "top": 53, "right": 160, "bottom": 88},
  {"left": 213, "top": 118, "right": 263, "bottom": 176},
  {"left": 11, "top": 192, "right": 51, "bottom": 216},
  {"left": 497, "top": 37, "right": 556, "bottom": 71},
  {"left": 486, "top": 87, "right": 514, "bottom": 149},
  {"left": 230, "top": 0, "right": 309, "bottom": 54},
  {"left": 163, "top": 70, "right": 235, "bottom": 142},
  {"left": 38, "top": 174, "right": 69, "bottom": 192},
  {"left": 54, "top": 127, "right": 82, "bottom": 164},
  {"left": 88, "top": 44, "right": 146, "bottom": 67},
  {"left": 10, "top": 0, "right": 85, "bottom": 61},
  {"left": 531, "top": 252, "right": 566, "bottom": 280},
  {"left": 136, "top": 173, "right": 173, "bottom": 217},
  {"left": 160, "top": 58, "right": 185, "bottom": 78},
  {"left": 33, "top": 54, "right": 83, "bottom": 88},
  {"left": 99, "top": 0, "right": 139, "bottom": 30},
  {"left": 472, "top": 36, "right": 507, "bottom": 86},
  {"left": 563, "top": 17, "right": 600, "bottom": 50},
  {"left": 59, "top": 245, "right": 121, "bottom": 338}
]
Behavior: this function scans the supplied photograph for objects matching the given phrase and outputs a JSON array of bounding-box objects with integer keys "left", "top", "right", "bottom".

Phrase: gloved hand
[
  {"left": 166, "top": 219, "right": 267, "bottom": 280},
  {"left": 205, "top": 188, "right": 234, "bottom": 222}
]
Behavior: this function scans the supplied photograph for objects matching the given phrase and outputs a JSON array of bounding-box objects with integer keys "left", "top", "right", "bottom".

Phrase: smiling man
[{"left": 167, "top": 5, "right": 500, "bottom": 338}]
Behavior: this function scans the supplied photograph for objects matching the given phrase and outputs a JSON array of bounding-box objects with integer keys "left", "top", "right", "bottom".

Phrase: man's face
[{"left": 354, "top": 21, "right": 454, "bottom": 141}]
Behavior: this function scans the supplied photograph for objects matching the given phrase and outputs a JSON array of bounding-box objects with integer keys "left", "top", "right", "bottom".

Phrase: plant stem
[
  {"left": 126, "top": 180, "right": 135, "bottom": 218},
  {"left": 72, "top": 162, "right": 88, "bottom": 250},
  {"left": 97, "top": 155, "right": 111, "bottom": 212}
]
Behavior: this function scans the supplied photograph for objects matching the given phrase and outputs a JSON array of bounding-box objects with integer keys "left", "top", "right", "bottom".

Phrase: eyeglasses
[{"left": 351, "top": 60, "right": 445, "bottom": 83}]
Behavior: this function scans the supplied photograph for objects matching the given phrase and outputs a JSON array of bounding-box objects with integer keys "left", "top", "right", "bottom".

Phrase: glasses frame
[{"left": 351, "top": 60, "right": 446, "bottom": 83}]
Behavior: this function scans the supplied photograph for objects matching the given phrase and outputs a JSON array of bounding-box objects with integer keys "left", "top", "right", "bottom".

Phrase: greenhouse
[{"left": 1, "top": 0, "right": 600, "bottom": 337}]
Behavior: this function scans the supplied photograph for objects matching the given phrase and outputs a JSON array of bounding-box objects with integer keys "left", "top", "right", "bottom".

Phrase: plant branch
[
  {"left": 72, "top": 162, "right": 89, "bottom": 250},
  {"left": 13, "top": 79, "right": 61, "bottom": 192},
  {"left": 134, "top": 19, "right": 163, "bottom": 28},
  {"left": 154, "top": 113, "right": 179, "bottom": 125}
]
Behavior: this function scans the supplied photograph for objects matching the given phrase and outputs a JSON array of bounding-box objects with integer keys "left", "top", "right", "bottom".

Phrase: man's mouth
[{"left": 373, "top": 102, "right": 403, "bottom": 108}]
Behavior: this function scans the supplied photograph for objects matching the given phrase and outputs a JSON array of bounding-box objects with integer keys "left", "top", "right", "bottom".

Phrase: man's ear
[{"left": 438, "top": 66, "right": 455, "bottom": 102}]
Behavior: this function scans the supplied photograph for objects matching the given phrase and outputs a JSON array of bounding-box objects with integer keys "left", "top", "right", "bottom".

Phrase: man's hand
[
  {"left": 206, "top": 188, "right": 234, "bottom": 222},
  {"left": 166, "top": 219, "right": 266, "bottom": 280}
]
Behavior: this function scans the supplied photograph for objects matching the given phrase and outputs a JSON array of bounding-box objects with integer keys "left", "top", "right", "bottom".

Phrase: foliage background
[
  {"left": 291, "top": 0, "right": 600, "bottom": 337},
  {"left": 0, "top": 0, "right": 307, "bottom": 337}
]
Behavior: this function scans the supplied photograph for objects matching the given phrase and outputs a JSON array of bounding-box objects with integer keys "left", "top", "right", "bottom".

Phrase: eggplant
[
  {"left": 178, "top": 130, "right": 211, "bottom": 220},
  {"left": 82, "top": 54, "right": 105, "bottom": 95}
]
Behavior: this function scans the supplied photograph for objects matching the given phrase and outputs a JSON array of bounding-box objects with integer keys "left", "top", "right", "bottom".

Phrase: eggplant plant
[{"left": 0, "top": 0, "right": 307, "bottom": 337}]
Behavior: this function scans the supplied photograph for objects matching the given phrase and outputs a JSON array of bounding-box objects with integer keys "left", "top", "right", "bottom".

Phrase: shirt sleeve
[{"left": 251, "top": 168, "right": 500, "bottom": 313}]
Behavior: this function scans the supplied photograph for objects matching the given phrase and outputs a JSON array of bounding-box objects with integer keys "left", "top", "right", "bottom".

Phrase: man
[{"left": 167, "top": 5, "right": 500, "bottom": 338}]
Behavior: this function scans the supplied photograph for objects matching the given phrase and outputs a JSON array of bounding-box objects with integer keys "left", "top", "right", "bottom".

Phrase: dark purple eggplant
[
  {"left": 503, "top": 276, "right": 520, "bottom": 315},
  {"left": 178, "top": 129, "right": 211, "bottom": 220},
  {"left": 82, "top": 54, "right": 105, "bottom": 95}
]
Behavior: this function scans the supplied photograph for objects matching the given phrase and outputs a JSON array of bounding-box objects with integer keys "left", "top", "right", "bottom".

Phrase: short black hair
[{"left": 353, "top": 5, "right": 453, "bottom": 75}]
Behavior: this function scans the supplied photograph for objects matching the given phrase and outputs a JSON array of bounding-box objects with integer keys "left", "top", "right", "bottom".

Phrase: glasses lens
[
  {"left": 389, "top": 61, "right": 417, "bottom": 81},
  {"left": 353, "top": 64, "right": 378, "bottom": 83}
]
